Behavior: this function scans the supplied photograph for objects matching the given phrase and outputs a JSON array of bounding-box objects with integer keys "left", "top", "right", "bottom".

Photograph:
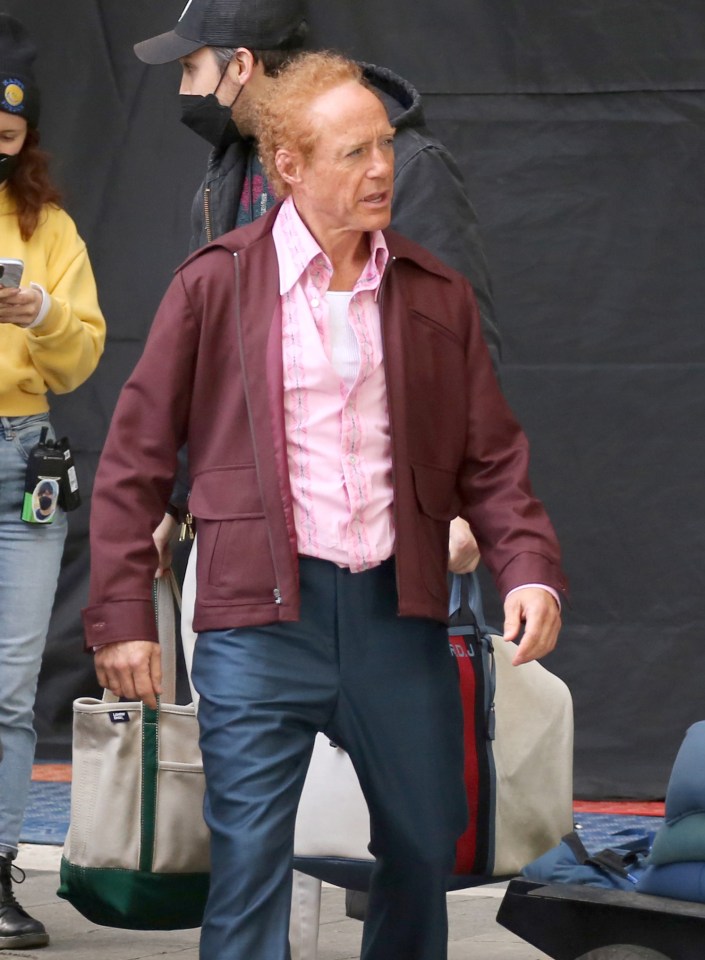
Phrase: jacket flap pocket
[
  {"left": 189, "top": 465, "right": 264, "bottom": 520},
  {"left": 411, "top": 462, "right": 460, "bottom": 521}
]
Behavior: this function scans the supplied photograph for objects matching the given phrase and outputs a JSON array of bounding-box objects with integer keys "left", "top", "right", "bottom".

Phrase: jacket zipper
[
  {"left": 178, "top": 511, "right": 195, "bottom": 542},
  {"left": 204, "top": 186, "right": 213, "bottom": 244},
  {"left": 378, "top": 256, "right": 402, "bottom": 602},
  {"left": 232, "top": 252, "right": 283, "bottom": 606}
]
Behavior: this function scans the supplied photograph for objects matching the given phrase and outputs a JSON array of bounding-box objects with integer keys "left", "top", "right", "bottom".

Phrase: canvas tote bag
[
  {"left": 294, "top": 573, "right": 574, "bottom": 879},
  {"left": 58, "top": 572, "right": 210, "bottom": 930}
]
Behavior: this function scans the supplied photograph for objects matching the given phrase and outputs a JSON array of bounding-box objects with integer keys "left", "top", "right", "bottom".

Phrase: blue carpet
[
  {"left": 21, "top": 781, "right": 71, "bottom": 846},
  {"left": 574, "top": 812, "right": 663, "bottom": 855},
  {"left": 20, "top": 780, "right": 665, "bottom": 854}
]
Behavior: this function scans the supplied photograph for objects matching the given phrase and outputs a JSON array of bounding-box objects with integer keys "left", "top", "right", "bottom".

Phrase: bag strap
[
  {"left": 448, "top": 573, "right": 498, "bottom": 741},
  {"left": 561, "top": 829, "right": 591, "bottom": 864},
  {"left": 560, "top": 829, "right": 651, "bottom": 885},
  {"left": 448, "top": 572, "right": 500, "bottom": 636},
  {"left": 157, "top": 570, "right": 181, "bottom": 703},
  {"left": 101, "top": 571, "right": 182, "bottom": 705}
]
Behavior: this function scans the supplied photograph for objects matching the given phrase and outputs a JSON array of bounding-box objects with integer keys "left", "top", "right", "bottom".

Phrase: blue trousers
[{"left": 192, "top": 555, "right": 467, "bottom": 960}]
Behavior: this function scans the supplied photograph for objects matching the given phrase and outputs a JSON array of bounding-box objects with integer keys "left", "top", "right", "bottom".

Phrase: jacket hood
[{"left": 360, "top": 62, "right": 425, "bottom": 132}]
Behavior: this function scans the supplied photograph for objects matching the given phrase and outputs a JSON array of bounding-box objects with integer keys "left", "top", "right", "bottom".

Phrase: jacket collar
[{"left": 182, "top": 199, "right": 454, "bottom": 286}]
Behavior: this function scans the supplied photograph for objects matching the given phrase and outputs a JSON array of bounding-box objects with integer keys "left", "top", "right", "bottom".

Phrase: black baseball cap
[{"left": 134, "top": 0, "right": 307, "bottom": 65}]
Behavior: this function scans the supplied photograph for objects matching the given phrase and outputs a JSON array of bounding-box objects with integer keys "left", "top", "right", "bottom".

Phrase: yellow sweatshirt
[{"left": 0, "top": 185, "right": 106, "bottom": 415}]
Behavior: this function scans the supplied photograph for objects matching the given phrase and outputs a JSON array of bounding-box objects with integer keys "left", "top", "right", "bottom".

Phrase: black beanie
[{"left": 0, "top": 13, "right": 40, "bottom": 128}]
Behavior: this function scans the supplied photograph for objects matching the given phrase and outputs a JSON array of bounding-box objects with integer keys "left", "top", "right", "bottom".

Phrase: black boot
[{"left": 0, "top": 854, "right": 49, "bottom": 949}]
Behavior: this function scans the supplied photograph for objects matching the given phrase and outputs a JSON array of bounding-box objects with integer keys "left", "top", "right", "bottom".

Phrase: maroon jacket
[{"left": 83, "top": 205, "right": 567, "bottom": 648}]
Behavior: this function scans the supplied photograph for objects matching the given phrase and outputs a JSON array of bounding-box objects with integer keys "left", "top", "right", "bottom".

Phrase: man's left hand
[{"left": 502, "top": 587, "right": 561, "bottom": 665}]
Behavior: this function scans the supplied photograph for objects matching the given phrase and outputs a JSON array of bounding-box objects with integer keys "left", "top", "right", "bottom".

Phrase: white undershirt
[{"left": 325, "top": 291, "right": 359, "bottom": 389}]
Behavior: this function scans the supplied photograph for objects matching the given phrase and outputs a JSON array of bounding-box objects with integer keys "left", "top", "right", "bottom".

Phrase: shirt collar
[{"left": 273, "top": 196, "right": 389, "bottom": 297}]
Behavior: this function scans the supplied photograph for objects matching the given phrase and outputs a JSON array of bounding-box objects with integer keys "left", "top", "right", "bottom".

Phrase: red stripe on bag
[{"left": 449, "top": 635, "right": 480, "bottom": 874}]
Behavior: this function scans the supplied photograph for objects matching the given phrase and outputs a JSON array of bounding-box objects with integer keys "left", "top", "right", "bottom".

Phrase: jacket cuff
[
  {"left": 164, "top": 501, "right": 184, "bottom": 523},
  {"left": 82, "top": 600, "right": 158, "bottom": 651},
  {"left": 497, "top": 552, "right": 569, "bottom": 602}
]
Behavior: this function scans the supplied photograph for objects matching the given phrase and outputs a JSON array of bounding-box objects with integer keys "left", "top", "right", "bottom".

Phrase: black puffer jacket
[{"left": 188, "top": 62, "right": 500, "bottom": 368}]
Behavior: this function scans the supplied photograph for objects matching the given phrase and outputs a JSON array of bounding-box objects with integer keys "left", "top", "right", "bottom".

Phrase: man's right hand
[{"left": 94, "top": 641, "right": 162, "bottom": 709}]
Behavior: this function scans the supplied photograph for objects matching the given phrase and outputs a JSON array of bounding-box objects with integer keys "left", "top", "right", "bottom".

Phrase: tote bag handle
[{"left": 102, "top": 570, "right": 182, "bottom": 704}]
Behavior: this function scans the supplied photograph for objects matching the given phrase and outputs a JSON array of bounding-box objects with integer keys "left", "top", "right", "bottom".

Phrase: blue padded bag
[
  {"left": 642, "top": 721, "right": 705, "bottom": 868},
  {"left": 522, "top": 830, "right": 650, "bottom": 891},
  {"left": 662, "top": 721, "right": 705, "bottom": 822},
  {"left": 648, "top": 812, "right": 705, "bottom": 865},
  {"left": 636, "top": 862, "right": 705, "bottom": 903}
]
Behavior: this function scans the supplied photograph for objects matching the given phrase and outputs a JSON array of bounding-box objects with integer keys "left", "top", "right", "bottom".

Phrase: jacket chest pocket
[
  {"left": 404, "top": 310, "right": 466, "bottom": 436},
  {"left": 189, "top": 465, "right": 276, "bottom": 604}
]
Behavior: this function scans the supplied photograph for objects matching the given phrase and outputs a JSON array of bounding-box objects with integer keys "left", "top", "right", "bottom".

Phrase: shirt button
[
  {"left": 348, "top": 454, "right": 357, "bottom": 464},
  {"left": 311, "top": 297, "right": 320, "bottom": 308}
]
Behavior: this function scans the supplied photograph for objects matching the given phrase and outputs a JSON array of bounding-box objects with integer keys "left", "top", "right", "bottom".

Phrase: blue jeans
[
  {"left": 192, "top": 556, "right": 467, "bottom": 960},
  {"left": 0, "top": 415, "right": 67, "bottom": 856}
]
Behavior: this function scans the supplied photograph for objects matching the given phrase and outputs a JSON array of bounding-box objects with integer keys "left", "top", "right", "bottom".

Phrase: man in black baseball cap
[
  {"left": 132, "top": 0, "right": 499, "bottom": 377},
  {"left": 135, "top": 0, "right": 309, "bottom": 200}
]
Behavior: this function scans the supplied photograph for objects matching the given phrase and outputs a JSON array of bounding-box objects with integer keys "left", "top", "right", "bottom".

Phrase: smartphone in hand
[{"left": 0, "top": 258, "right": 24, "bottom": 288}]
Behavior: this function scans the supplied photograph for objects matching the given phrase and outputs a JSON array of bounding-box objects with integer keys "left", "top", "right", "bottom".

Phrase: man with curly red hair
[{"left": 86, "top": 50, "right": 564, "bottom": 960}]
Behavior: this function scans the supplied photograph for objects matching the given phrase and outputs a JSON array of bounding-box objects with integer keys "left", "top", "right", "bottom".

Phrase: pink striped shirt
[
  {"left": 272, "top": 199, "right": 560, "bottom": 609},
  {"left": 273, "top": 197, "right": 394, "bottom": 572}
]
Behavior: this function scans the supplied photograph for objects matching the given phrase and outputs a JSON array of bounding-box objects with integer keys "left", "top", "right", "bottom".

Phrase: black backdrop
[{"left": 6, "top": 0, "right": 705, "bottom": 798}]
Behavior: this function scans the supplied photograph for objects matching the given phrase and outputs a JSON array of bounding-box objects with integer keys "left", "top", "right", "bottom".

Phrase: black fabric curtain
[{"left": 7, "top": 0, "right": 705, "bottom": 798}]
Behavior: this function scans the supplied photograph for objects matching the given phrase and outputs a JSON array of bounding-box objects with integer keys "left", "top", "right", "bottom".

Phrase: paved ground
[{"left": 12, "top": 845, "right": 552, "bottom": 959}]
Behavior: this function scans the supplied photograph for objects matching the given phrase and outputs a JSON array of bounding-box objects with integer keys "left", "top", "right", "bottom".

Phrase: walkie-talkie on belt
[{"left": 21, "top": 427, "right": 81, "bottom": 524}]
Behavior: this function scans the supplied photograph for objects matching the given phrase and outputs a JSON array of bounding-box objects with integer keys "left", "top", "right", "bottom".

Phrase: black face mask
[
  {"left": 0, "top": 153, "right": 19, "bottom": 185},
  {"left": 179, "top": 93, "right": 242, "bottom": 151}
]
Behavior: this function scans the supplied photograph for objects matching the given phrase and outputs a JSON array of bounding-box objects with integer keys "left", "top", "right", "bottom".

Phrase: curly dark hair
[{"left": 6, "top": 127, "right": 62, "bottom": 241}]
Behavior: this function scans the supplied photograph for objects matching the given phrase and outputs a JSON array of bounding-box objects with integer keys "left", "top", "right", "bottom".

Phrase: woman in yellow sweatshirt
[{"left": 0, "top": 15, "right": 105, "bottom": 949}]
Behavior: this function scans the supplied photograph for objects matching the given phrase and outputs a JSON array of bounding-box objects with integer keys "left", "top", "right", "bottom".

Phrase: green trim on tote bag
[
  {"left": 58, "top": 858, "right": 209, "bottom": 930},
  {"left": 139, "top": 705, "right": 159, "bottom": 873}
]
